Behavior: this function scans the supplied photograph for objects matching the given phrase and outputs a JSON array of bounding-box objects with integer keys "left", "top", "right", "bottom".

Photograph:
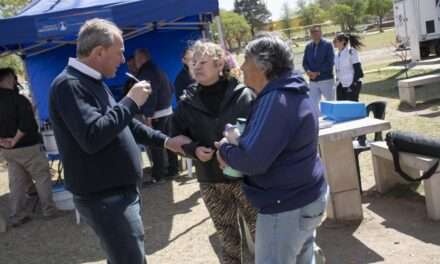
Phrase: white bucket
[
  {"left": 52, "top": 186, "right": 74, "bottom": 211},
  {"left": 41, "top": 130, "right": 59, "bottom": 155}
]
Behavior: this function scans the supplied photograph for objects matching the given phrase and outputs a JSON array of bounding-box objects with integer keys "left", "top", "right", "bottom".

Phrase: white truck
[{"left": 393, "top": 0, "right": 440, "bottom": 61}]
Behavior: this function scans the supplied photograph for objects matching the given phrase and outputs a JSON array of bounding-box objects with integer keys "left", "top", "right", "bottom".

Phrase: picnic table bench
[
  {"left": 319, "top": 118, "right": 391, "bottom": 221},
  {"left": 370, "top": 141, "right": 440, "bottom": 220},
  {"left": 398, "top": 73, "right": 440, "bottom": 107}
]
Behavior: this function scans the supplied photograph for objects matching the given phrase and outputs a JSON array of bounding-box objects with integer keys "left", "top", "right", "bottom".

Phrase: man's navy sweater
[
  {"left": 220, "top": 72, "right": 327, "bottom": 214},
  {"left": 49, "top": 66, "right": 167, "bottom": 195},
  {"left": 302, "top": 38, "right": 335, "bottom": 82}
]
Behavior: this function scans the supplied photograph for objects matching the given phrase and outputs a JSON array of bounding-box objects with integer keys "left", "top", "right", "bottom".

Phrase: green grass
[
  {"left": 291, "top": 29, "right": 396, "bottom": 54},
  {"left": 357, "top": 67, "right": 440, "bottom": 196},
  {"left": 361, "top": 29, "right": 396, "bottom": 51},
  {"left": 360, "top": 68, "right": 440, "bottom": 138}
]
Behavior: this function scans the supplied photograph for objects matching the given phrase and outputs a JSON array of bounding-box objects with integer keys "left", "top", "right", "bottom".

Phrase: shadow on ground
[
  {"left": 317, "top": 219, "right": 384, "bottom": 263},
  {"left": 0, "top": 170, "right": 202, "bottom": 264},
  {"left": 317, "top": 185, "right": 440, "bottom": 264},
  {"left": 362, "top": 70, "right": 440, "bottom": 99}
]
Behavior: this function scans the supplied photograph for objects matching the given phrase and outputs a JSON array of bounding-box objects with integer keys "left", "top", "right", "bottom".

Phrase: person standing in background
[
  {"left": 334, "top": 33, "right": 364, "bottom": 101},
  {"left": 0, "top": 67, "right": 58, "bottom": 228},
  {"left": 174, "top": 47, "right": 195, "bottom": 103},
  {"left": 302, "top": 25, "right": 335, "bottom": 114},
  {"left": 134, "top": 48, "right": 179, "bottom": 182}
]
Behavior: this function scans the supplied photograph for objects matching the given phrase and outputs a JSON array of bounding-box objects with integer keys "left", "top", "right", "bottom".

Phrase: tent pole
[{"left": 215, "top": 16, "right": 226, "bottom": 49}]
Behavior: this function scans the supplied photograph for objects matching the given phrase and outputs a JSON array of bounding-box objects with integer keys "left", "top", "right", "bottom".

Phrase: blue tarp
[{"left": 0, "top": 0, "right": 219, "bottom": 121}]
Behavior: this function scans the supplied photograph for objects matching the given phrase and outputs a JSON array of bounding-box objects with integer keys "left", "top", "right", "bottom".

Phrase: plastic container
[
  {"left": 41, "top": 130, "right": 59, "bottom": 155},
  {"left": 52, "top": 185, "right": 74, "bottom": 211},
  {"left": 222, "top": 118, "right": 247, "bottom": 178},
  {"left": 320, "top": 101, "right": 366, "bottom": 122}
]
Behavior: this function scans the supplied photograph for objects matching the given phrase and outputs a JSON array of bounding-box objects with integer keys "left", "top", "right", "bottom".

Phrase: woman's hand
[
  {"left": 214, "top": 139, "right": 229, "bottom": 169},
  {"left": 216, "top": 150, "right": 227, "bottom": 170},
  {"left": 195, "top": 146, "right": 215, "bottom": 162}
]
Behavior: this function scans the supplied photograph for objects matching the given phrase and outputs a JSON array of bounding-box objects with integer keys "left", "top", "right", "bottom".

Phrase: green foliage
[
  {"left": 280, "top": 2, "right": 293, "bottom": 38},
  {"left": 0, "top": 0, "right": 30, "bottom": 17},
  {"left": 234, "top": 0, "right": 271, "bottom": 36},
  {"left": 366, "top": 0, "right": 393, "bottom": 32},
  {"left": 296, "top": 2, "right": 327, "bottom": 27},
  {"left": 317, "top": 0, "right": 336, "bottom": 10},
  {"left": 0, "top": 54, "right": 24, "bottom": 75},
  {"left": 331, "top": 0, "right": 367, "bottom": 32},
  {"left": 217, "top": 10, "right": 252, "bottom": 49},
  {"left": 330, "top": 4, "right": 353, "bottom": 31}
]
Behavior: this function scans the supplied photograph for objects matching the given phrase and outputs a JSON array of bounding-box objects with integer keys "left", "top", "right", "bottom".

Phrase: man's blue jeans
[
  {"left": 74, "top": 188, "right": 146, "bottom": 264},
  {"left": 255, "top": 187, "right": 328, "bottom": 264}
]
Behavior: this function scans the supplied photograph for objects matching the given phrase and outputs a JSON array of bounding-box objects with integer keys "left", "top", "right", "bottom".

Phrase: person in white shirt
[{"left": 333, "top": 33, "right": 364, "bottom": 101}]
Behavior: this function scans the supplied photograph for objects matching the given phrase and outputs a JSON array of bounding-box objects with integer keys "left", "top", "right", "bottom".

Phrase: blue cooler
[{"left": 321, "top": 101, "right": 367, "bottom": 122}]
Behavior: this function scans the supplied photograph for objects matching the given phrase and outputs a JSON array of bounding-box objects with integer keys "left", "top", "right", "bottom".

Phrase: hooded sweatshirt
[{"left": 219, "top": 71, "right": 327, "bottom": 214}]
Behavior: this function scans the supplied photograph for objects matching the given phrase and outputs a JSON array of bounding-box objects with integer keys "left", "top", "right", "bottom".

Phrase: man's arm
[
  {"left": 53, "top": 80, "right": 139, "bottom": 154},
  {"left": 129, "top": 118, "right": 167, "bottom": 147},
  {"left": 302, "top": 44, "right": 311, "bottom": 72},
  {"left": 170, "top": 104, "right": 200, "bottom": 159}
]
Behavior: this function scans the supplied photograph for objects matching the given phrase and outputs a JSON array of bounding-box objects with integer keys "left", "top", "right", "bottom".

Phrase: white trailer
[{"left": 393, "top": 0, "right": 440, "bottom": 61}]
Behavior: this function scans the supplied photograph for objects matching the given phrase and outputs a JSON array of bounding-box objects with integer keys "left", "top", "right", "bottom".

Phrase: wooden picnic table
[{"left": 319, "top": 117, "right": 391, "bottom": 221}]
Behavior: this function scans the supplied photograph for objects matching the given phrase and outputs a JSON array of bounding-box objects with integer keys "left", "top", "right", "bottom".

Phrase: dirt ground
[{"left": 1, "top": 151, "right": 440, "bottom": 264}]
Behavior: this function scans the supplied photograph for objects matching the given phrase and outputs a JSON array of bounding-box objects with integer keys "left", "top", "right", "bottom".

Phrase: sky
[{"left": 219, "top": 0, "right": 302, "bottom": 21}]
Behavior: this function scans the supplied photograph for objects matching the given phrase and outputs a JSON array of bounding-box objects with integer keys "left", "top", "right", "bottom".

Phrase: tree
[
  {"left": 216, "top": 10, "right": 252, "bottom": 49},
  {"left": 0, "top": 0, "right": 30, "bottom": 17},
  {"left": 331, "top": 0, "right": 367, "bottom": 32},
  {"left": 330, "top": 4, "right": 353, "bottom": 31},
  {"left": 234, "top": 0, "right": 271, "bottom": 36},
  {"left": 296, "top": 3, "right": 327, "bottom": 26},
  {"left": 366, "top": 0, "right": 393, "bottom": 32},
  {"left": 318, "top": 0, "right": 336, "bottom": 10},
  {"left": 280, "top": 2, "right": 293, "bottom": 39}
]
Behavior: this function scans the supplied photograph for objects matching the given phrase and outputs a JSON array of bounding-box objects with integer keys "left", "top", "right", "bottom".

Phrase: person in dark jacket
[
  {"left": 334, "top": 33, "right": 364, "bottom": 101},
  {"left": 172, "top": 40, "right": 257, "bottom": 264},
  {"left": 49, "top": 19, "right": 190, "bottom": 264},
  {"left": 174, "top": 46, "right": 194, "bottom": 103},
  {"left": 0, "top": 67, "right": 58, "bottom": 228},
  {"left": 217, "top": 32, "right": 329, "bottom": 264},
  {"left": 122, "top": 55, "right": 138, "bottom": 96},
  {"left": 302, "top": 25, "right": 335, "bottom": 114},
  {"left": 135, "top": 48, "right": 179, "bottom": 181}
]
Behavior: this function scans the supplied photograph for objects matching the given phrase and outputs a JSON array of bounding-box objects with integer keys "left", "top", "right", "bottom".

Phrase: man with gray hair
[{"left": 49, "top": 18, "right": 190, "bottom": 264}]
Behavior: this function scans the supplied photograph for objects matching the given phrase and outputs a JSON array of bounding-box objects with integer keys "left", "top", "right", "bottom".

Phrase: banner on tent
[{"left": 36, "top": 9, "right": 113, "bottom": 39}]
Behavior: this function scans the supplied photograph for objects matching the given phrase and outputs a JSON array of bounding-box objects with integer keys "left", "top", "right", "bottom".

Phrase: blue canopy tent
[{"left": 0, "top": 0, "right": 219, "bottom": 122}]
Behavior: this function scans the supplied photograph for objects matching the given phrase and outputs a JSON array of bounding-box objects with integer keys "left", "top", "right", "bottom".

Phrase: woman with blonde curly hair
[{"left": 171, "top": 40, "right": 257, "bottom": 264}]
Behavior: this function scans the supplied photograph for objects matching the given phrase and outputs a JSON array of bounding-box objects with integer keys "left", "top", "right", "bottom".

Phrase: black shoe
[
  {"left": 166, "top": 170, "right": 179, "bottom": 178},
  {"left": 8, "top": 216, "right": 31, "bottom": 228}
]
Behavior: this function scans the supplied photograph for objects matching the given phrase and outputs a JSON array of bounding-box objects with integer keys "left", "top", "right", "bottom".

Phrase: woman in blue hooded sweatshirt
[{"left": 216, "top": 32, "right": 329, "bottom": 264}]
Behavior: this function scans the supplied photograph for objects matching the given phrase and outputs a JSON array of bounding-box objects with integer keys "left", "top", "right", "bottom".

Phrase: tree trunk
[
  {"left": 379, "top": 16, "right": 384, "bottom": 33},
  {"left": 226, "top": 40, "right": 233, "bottom": 50},
  {"left": 251, "top": 26, "right": 255, "bottom": 37}
]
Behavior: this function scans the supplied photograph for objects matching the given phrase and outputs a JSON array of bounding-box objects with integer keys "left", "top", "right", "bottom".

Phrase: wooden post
[{"left": 320, "top": 138, "right": 363, "bottom": 221}]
